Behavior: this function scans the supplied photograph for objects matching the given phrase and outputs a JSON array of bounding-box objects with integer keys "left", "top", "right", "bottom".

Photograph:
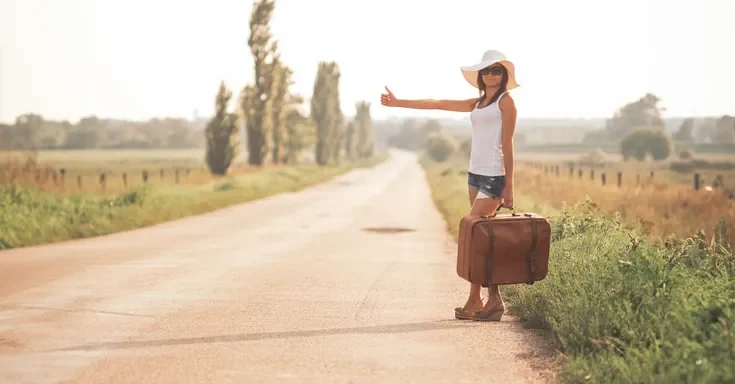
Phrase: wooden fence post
[
  {"left": 714, "top": 175, "right": 724, "bottom": 188},
  {"left": 99, "top": 173, "right": 106, "bottom": 191},
  {"left": 617, "top": 172, "right": 622, "bottom": 187},
  {"left": 143, "top": 169, "right": 149, "bottom": 183},
  {"left": 122, "top": 172, "right": 128, "bottom": 187},
  {"left": 694, "top": 173, "right": 701, "bottom": 190},
  {"left": 601, "top": 173, "right": 606, "bottom": 185}
]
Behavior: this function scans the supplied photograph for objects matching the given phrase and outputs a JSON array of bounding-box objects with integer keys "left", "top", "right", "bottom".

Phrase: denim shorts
[{"left": 467, "top": 172, "right": 505, "bottom": 200}]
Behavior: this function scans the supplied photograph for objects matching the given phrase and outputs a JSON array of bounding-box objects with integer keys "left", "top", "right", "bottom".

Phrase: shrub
[
  {"left": 504, "top": 206, "right": 735, "bottom": 383},
  {"left": 460, "top": 138, "right": 472, "bottom": 158},
  {"left": 577, "top": 148, "right": 612, "bottom": 167},
  {"left": 425, "top": 132, "right": 458, "bottom": 162},
  {"left": 621, "top": 127, "right": 675, "bottom": 161},
  {"left": 679, "top": 148, "right": 694, "bottom": 160}
]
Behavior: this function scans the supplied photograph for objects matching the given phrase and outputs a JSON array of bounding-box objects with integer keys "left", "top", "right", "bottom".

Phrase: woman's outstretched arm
[{"left": 381, "top": 86, "right": 478, "bottom": 112}]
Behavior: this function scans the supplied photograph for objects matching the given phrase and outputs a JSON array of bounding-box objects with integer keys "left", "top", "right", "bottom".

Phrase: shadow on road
[{"left": 44, "top": 320, "right": 475, "bottom": 353}]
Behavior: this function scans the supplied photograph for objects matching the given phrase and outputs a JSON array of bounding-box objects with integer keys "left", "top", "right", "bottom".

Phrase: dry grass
[
  {"left": 514, "top": 163, "right": 735, "bottom": 248},
  {"left": 0, "top": 150, "right": 285, "bottom": 195},
  {"left": 517, "top": 150, "right": 735, "bottom": 189}
]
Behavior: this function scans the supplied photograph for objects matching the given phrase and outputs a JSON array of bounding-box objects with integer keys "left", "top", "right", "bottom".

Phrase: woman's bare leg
[
  {"left": 456, "top": 188, "right": 502, "bottom": 317},
  {"left": 460, "top": 188, "right": 484, "bottom": 311},
  {"left": 468, "top": 194, "right": 505, "bottom": 320}
]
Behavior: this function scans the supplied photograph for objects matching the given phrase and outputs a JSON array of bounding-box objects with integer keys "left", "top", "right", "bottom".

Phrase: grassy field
[
  {"left": 422, "top": 154, "right": 734, "bottom": 383},
  {"left": 0, "top": 149, "right": 387, "bottom": 249},
  {"left": 516, "top": 150, "right": 735, "bottom": 190}
]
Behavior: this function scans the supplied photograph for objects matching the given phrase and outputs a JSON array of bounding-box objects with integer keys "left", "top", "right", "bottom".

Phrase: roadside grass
[
  {"left": 421, "top": 154, "right": 735, "bottom": 383},
  {"left": 0, "top": 154, "right": 386, "bottom": 250}
]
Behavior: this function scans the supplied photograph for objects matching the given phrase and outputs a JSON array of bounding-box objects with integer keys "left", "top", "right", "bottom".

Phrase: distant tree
[
  {"left": 12, "top": 114, "right": 43, "bottom": 149},
  {"left": 242, "top": 0, "right": 276, "bottom": 166},
  {"left": 584, "top": 93, "right": 665, "bottom": 143},
  {"left": 713, "top": 115, "right": 735, "bottom": 143},
  {"left": 64, "top": 116, "right": 103, "bottom": 149},
  {"left": 673, "top": 118, "right": 694, "bottom": 142},
  {"left": 388, "top": 119, "right": 421, "bottom": 150},
  {"left": 425, "top": 132, "right": 458, "bottom": 162},
  {"left": 620, "top": 127, "right": 674, "bottom": 162},
  {"left": 283, "top": 106, "right": 315, "bottom": 164},
  {"left": 205, "top": 81, "right": 240, "bottom": 175},
  {"left": 607, "top": 93, "right": 666, "bottom": 135},
  {"left": 267, "top": 50, "right": 292, "bottom": 164},
  {"left": 354, "top": 101, "right": 375, "bottom": 158},
  {"left": 344, "top": 121, "right": 357, "bottom": 159},
  {"left": 311, "top": 61, "right": 344, "bottom": 165}
]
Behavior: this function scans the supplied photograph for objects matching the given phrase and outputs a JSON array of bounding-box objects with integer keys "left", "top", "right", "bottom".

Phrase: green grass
[
  {"left": 0, "top": 154, "right": 387, "bottom": 249},
  {"left": 421, "top": 155, "right": 735, "bottom": 384}
]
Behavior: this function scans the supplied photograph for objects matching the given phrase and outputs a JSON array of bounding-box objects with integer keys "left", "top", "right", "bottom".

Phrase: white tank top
[{"left": 468, "top": 92, "right": 508, "bottom": 176}]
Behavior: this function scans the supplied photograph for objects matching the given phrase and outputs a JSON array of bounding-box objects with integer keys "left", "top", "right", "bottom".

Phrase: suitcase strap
[
  {"left": 525, "top": 213, "right": 538, "bottom": 285},
  {"left": 485, "top": 216, "right": 494, "bottom": 287}
]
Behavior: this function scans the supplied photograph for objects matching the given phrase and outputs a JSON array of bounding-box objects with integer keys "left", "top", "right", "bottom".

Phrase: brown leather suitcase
[{"left": 457, "top": 208, "right": 551, "bottom": 286}]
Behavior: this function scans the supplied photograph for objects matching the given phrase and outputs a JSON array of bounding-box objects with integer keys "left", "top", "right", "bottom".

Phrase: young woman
[{"left": 380, "top": 49, "right": 519, "bottom": 322}]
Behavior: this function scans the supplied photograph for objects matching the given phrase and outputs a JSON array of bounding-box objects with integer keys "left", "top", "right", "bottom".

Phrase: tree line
[
  {"left": 582, "top": 93, "right": 735, "bottom": 145},
  {"left": 579, "top": 93, "right": 735, "bottom": 161},
  {"left": 205, "top": 0, "right": 374, "bottom": 174},
  {"left": 0, "top": 0, "right": 376, "bottom": 176},
  {"left": 0, "top": 114, "right": 205, "bottom": 150}
]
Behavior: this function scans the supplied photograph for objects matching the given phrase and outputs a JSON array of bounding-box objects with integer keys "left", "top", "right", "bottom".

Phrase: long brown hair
[{"left": 476, "top": 65, "right": 509, "bottom": 108}]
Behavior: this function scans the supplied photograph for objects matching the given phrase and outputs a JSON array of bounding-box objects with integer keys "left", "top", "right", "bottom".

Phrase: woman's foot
[
  {"left": 472, "top": 299, "right": 505, "bottom": 322},
  {"left": 454, "top": 297, "right": 484, "bottom": 320}
]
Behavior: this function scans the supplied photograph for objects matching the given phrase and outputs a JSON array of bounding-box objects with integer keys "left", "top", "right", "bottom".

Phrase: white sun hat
[{"left": 460, "top": 49, "right": 520, "bottom": 90}]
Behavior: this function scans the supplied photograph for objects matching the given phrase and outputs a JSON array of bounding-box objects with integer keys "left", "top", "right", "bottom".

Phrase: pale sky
[{"left": 0, "top": 0, "right": 733, "bottom": 124}]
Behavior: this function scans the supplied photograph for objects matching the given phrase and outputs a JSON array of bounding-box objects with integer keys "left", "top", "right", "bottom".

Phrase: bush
[
  {"left": 679, "top": 148, "right": 694, "bottom": 160},
  {"left": 503, "top": 205, "right": 735, "bottom": 383},
  {"left": 425, "top": 132, "right": 458, "bottom": 162},
  {"left": 577, "top": 148, "right": 613, "bottom": 167},
  {"left": 460, "top": 138, "right": 472, "bottom": 158},
  {"left": 621, "top": 127, "right": 675, "bottom": 161}
]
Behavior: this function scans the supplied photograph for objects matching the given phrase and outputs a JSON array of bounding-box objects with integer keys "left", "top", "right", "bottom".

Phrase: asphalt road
[{"left": 0, "top": 150, "right": 555, "bottom": 383}]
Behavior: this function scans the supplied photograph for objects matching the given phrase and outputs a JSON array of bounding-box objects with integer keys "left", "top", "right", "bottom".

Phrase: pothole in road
[{"left": 361, "top": 227, "right": 416, "bottom": 234}]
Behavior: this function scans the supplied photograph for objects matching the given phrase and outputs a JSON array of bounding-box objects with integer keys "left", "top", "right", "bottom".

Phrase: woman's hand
[
  {"left": 381, "top": 86, "right": 398, "bottom": 107},
  {"left": 501, "top": 184, "right": 514, "bottom": 209}
]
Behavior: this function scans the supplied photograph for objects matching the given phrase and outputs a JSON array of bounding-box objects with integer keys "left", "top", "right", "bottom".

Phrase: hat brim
[{"left": 460, "top": 59, "right": 520, "bottom": 90}]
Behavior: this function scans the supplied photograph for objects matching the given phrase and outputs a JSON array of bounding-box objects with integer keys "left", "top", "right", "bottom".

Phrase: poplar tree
[
  {"left": 354, "top": 101, "right": 374, "bottom": 158},
  {"left": 205, "top": 81, "right": 240, "bottom": 175},
  {"left": 311, "top": 61, "right": 344, "bottom": 165},
  {"left": 242, "top": 0, "right": 275, "bottom": 166}
]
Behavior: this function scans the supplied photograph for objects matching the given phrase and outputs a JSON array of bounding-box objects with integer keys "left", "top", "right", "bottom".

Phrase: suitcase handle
[{"left": 481, "top": 206, "right": 519, "bottom": 218}]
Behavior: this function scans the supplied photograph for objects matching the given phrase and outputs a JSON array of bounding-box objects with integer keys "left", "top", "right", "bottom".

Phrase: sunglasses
[{"left": 480, "top": 66, "right": 504, "bottom": 76}]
